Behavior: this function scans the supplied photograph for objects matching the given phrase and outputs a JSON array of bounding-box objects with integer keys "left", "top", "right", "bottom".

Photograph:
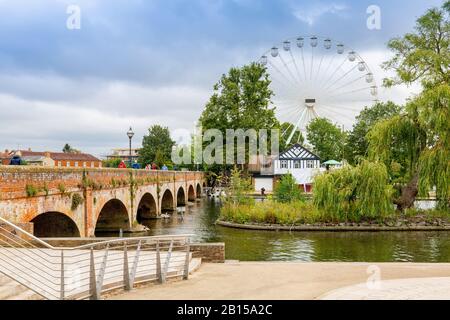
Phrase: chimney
[
  {"left": 28, "top": 147, "right": 32, "bottom": 151},
  {"left": 45, "top": 152, "right": 51, "bottom": 158}
]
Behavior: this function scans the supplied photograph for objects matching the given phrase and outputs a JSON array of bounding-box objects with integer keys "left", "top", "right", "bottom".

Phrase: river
[{"left": 138, "top": 198, "right": 450, "bottom": 262}]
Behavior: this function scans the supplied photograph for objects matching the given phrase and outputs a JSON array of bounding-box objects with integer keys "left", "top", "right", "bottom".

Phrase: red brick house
[
  {"left": 12, "top": 150, "right": 102, "bottom": 168},
  {"left": 0, "top": 150, "right": 11, "bottom": 165}
]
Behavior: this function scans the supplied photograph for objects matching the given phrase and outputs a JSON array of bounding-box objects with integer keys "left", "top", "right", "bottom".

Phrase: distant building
[
  {"left": 273, "top": 144, "right": 323, "bottom": 193},
  {"left": 0, "top": 150, "right": 11, "bottom": 165},
  {"left": 9, "top": 150, "right": 102, "bottom": 168},
  {"left": 249, "top": 144, "right": 324, "bottom": 193},
  {"left": 22, "top": 155, "right": 55, "bottom": 167},
  {"left": 106, "top": 148, "right": 140, "bottom": 163}
]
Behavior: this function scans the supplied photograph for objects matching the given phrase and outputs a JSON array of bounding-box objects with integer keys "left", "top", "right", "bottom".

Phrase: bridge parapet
[{"left": 0, "top": 166, "right": 203, "bottom": 200}]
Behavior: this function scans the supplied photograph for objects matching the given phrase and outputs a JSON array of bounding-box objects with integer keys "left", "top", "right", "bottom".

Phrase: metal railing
[{"left": 0, "top": 217, "right": 193, "bottom": 300}]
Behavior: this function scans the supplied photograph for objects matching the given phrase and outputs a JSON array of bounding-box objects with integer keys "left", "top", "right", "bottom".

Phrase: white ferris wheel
[{"left": 259, "top": 35, "right": 378, "bottom": 145}]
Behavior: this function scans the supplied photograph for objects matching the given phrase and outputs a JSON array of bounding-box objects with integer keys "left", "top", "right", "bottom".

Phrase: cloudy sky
[{"left": 0, "top": 0, "right": 444, "bottom": 157}]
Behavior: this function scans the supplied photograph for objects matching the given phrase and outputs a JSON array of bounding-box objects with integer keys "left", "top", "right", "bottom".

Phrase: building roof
[
  {"left": 18, "top": 150, "right": 100, "bottom": 162},
  {"left": 0, "top": 152, "right": 11, "bottom": 159},
  {"left": 278, "top": 144, "right": 320, "bottom": 161}
]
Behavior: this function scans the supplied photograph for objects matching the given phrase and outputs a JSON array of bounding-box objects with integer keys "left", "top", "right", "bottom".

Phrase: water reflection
[{"left": 138, "top": 198, "right": 450, "bottom": 262}]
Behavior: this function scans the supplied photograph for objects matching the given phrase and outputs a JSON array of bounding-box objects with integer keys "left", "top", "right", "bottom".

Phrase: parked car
[{"left": 9, "top": 156, "right": 22, "bottom": 165}]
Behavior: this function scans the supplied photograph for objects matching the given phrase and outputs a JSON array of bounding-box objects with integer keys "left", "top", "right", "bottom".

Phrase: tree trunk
[{"left": 394, "top": 172, "right": 419, "bottom": 211}]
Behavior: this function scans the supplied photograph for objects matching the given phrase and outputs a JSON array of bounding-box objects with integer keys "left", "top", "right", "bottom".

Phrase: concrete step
[
  {"left": 189, "top": 257, "right": 202, "bottom": 274},
  {"left": 6, "top": 289, "right": 42, "bottom": 300},
  {"left": 0, "top": 275, "right": 12, "bottom": 286},
  {"left": 0, "top": 274, "right": 42, "bottom": 300},
  {"left": 0, "top": 278, "right": 27, "bottom": 300}
]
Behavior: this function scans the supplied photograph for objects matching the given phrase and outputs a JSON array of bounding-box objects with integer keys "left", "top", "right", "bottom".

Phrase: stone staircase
[{"left": 0, "top": 274, "right": 42, "bottom": 300}]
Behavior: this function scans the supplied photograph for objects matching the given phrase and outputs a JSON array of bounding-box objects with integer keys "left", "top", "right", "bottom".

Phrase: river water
[{"left": 138, "top": 198, "right": 450, "bottom": 262}]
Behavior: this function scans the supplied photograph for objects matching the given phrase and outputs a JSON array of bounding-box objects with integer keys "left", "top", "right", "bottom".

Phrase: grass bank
[{"left": 219, "top": 200, "right": 450, "bottom": 227}]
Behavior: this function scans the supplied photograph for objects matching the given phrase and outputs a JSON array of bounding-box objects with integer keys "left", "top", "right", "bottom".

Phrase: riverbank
[
  {"left": 216, "top": 219, "right": 450, "bottom": 232},
  {"left": 219, "top": 198, "right": 449, "bottom": 228},
  {"left": 109, "top": 262, "right": 450, "bottom": 300}
]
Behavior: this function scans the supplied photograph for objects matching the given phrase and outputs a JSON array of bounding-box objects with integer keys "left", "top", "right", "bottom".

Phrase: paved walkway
[
  {"left": 109, "top": 262, "right": 450, "bottom": 300},
  {"left": 320, "top": 277, "right": 450, "bottom": 300}
]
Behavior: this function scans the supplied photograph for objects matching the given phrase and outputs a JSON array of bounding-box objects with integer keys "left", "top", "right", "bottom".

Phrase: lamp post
[{"left": 127, "top": 127, "right": 134, "bottom": 168}]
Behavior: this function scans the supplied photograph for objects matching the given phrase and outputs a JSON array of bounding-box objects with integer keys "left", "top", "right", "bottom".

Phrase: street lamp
[{"left": 127, "top": 127, "right": 134, "bottom": 167}]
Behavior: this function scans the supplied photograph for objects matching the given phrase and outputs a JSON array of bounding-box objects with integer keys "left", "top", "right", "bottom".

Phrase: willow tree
[
  {"left": 368, "top": 2, "right": 449, "bottom": 210},
  {"left": 313, "top": 161, "right": 394, "bottom": 222}
]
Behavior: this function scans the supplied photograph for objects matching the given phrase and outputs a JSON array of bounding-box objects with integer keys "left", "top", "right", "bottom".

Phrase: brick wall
[
  {"left": 190, "top": 243, "right": 225, "bottom": 263},
  {"left": 0, "top": 167, "right": 204, "bottom": 200}
]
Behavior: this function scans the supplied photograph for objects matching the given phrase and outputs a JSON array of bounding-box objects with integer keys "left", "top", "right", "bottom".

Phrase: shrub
[
  {"left": 225, "top": 167, "right": 254, "bottom": 206},
  {"left": 102, "top": 158, "right": 122, "bottom": 168},
  {"left": 274, "top": 173, "right": 304, "bottom": 203},
  {"left": 25, "top": 184, "right": 38, "bottom": 197},
  {"left": 42, "top": 183, "right": 49, "bottom": 196},
  {"left": 220, "top": 200, "right": 322, "bottom": 225},
  {"left": 57, "top": 183, "right": 66, "bottom": 194},
  {"left": 71, "top": 193, "right": 84, "bottom": 211}
]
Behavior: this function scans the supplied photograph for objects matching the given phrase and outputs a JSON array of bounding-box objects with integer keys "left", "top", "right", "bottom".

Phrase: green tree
[
  {"left": 369, "top": 2, "right": 449, "bottom": 210},
  {"left": 345, "top": 101, "right": 402, "bottom": 165},
  {"left": 313, "top": 161, "right": 394, "bottom": 222},
  {"left": 274, "top": 173, "right": 304, "bottom": 203},
  {"left": 382, "top": 1, "right": 449, "bottom": 89},
  {"left": 306, "top": 117, "right": 346, "bottom": 161},
  {"left": 62, "top": 144, "right": 79, "bottom": 154},
  {"left": 199, "top": 63, "right": 280, "bottom": 172},
  {"left": 102, "top": 158, "right": 122, "bottom": 168},
  {"left": 225, "top": 167, "right": 253, "bottom": 205},
  {"left": 139, "top": 125, "right": 175, "bottom": 167}
]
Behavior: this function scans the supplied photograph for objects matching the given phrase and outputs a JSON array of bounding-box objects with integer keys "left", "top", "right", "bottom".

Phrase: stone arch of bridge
[
  {"left": 160, "top": 188, "right": 175, "bottom": 213},
  {"left": 187, "top": 185, "right": 196, "bottom": 202},
  {"left": 95, "top": 199, "right": 130, "bottom": 236},
  {"left": 30, "top": 211, "right": 80, "bottom": 238},
  {"left": 176, "top": 186, "right": 186, "bottom": 207},
  {"left": 137, "top": 192, "right": 158, "bottom": 222},
  {"left": 196, "top": 183, "right": 202, "bottom": 198}
]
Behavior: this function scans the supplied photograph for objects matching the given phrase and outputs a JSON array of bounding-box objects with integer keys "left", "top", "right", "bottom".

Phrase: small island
[{"left": 216, "top": 167, "right": 450, "bottom": 232}]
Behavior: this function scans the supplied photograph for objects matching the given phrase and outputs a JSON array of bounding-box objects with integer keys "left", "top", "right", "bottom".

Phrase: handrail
[
  {"left": 70, "top": 234, "right": 194, "bottom": 251},
  {"left": 0, "top": 216, "right": 193, "bottom": 250},
  {"left": 0, "top": 216, "right": 195, "bottom": 300},
  {"left": 0, "top": 216, "right": 54, "bottom": 249}
]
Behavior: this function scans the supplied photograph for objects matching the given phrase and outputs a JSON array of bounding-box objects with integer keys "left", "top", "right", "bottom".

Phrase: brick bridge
[{"left": 0, "top": 167, "right": 205, "bottom": 237}]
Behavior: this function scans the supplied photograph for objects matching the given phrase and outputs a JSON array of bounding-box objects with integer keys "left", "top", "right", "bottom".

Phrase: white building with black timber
[{"left": 273, "top": 144, "right": 323, "bottom": 190}]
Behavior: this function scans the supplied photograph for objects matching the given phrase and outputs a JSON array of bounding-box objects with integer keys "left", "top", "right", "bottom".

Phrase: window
[
  {"left": 91, "top": 162, "right": 94, "bottom": 168},
  {"left": 294, "top": 160, "right": 300, "bottom": 169},
  {"left": 58, "top": 161, "right": 61, "bottom": 167},
  {"left": 306, "top": 160, "right": 314, "bottom": 168},
  {"left": 83, "top": 162, "right": 86, "bottom": 168},
  {"left": 280, "top": 160, "right": 288, "bottom": 169},
  {"left": 74, "top": 161, "right": 78, "bottom": 167},
  {"left": 66, "top": 162, "right": 70, "bottom": 167}
]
